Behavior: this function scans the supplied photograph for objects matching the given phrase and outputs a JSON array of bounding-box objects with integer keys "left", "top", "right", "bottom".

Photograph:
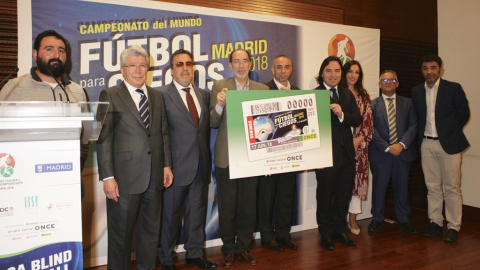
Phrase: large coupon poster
[{"left": 227, "top": 90, "right": 332, "bottom": 179}]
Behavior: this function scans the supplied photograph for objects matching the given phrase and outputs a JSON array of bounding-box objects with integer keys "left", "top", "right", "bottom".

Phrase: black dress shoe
[
  {"left": 276, "top": 237, "right": 298, "bottom": 250},
  {"left": 186, "top": 256, "right": 218, "bottom": 269},
  {"left": 424, "top": 222, "right": 443, "bottom": 237},
  {"left": 332, "top": 232, "right": 357, "bottom": 246},
  {"left": 162, "top": 265, "right": 176, "bottom": 270},
  {"left": 262, "top": 239, "right": 284, "bottom": 252},
  {"left": 320, "top": 235, "right": 334, "bottom": 250},
  {"left": 368, "top": 220, "right": 382, "bottom": 232},
  {"left": 444, "top": 229, "right": 459, "bottom": 242},
  {"left": 398, "top": 222, "right": 419, "bottom": 234}
]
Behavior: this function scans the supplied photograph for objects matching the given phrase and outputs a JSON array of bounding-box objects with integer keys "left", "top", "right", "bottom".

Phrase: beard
[{"left": 36, "top": 57, "right": 65, "bottom": 78}]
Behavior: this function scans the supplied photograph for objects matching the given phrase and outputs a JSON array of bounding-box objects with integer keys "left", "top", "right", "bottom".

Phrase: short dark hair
[
  {"left": 229, "top": 49, "right": 251, "bottom": 63},
  {"left": 315, "top": 56, "right": 343, "bottom": 86},
  {"left": 170, "top": 49, "right": 194, "bottom": 68},
  {"left": 33, "top": 30, "right": 69, "bottom": 52},
  {"left": 379, "top": 69, "right": 398, "bottom": 80},
  {"left": 272, "top": 55, "right": 294, "bottom": 69},
  {"left": 420, "top": 54, "right": 442, "bottom": 68}
]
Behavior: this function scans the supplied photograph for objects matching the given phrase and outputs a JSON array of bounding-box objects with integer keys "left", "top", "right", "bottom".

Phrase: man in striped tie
[
  {"left": 368, "top": 70, "right": 418, "bottom": 234},
  {"left": 97, "top": 45, "right": 173, "bottom": 270}
]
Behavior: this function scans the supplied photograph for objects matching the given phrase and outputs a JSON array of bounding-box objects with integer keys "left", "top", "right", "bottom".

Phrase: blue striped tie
[
  {"left": 136, "top": 89, "right": 150, "bottom": 130},
  {"left": 387, "top": 97, "right": 397, "bottom": 144}
]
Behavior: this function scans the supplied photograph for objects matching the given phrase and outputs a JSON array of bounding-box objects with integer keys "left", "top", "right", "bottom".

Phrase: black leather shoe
[
  {"left": 320, "top": 235, "right": 334, "bottom": 250},
  {"left": 276, "top": 237, "right": 298, "bottom": 250},
  {"left": 398, "top": 222, "right": 419, "bottom": 234},
  {"left": 186, "top": 256, "right": 218, "bottom": 269},
  {"left": 444, "top": 229, "right": 459, "bottom": 242},
  {"left": 424, "top": 222, "right": 443, "bottom": 237},
  {"left": 262, "top": 239, "right": 284, "bottom": 252},
  {"left": 368, "top": 220, "right": 382, "bottom": 233},
  {"left": 162, "top": 265, "right": 176, "bottom": 270},
  {"left": 332, "top": 232, "right": 357, "bottom": 246}
]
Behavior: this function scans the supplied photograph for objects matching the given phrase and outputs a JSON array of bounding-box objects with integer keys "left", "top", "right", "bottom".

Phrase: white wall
[{"left": 438, "top": 0, "right": 480, "bottom": 207}]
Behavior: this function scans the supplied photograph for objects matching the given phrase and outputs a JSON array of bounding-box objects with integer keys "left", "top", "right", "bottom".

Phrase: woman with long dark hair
[{"left": 340, "top": 60, "right": 373, "bottom": 235}]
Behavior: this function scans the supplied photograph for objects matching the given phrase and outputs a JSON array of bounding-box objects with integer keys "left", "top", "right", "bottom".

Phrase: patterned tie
[
  {"left": 136, "top": 89, "right": 150, "bottom": 130},
  {"left": 182, "top": 87, "right": 199, "bottom": 127},
  {"left": 330, "top": 88, "right": 339, "bottom": 104},
  {"left": 387, "top": 97, "right": 398, "bottom": 144}
]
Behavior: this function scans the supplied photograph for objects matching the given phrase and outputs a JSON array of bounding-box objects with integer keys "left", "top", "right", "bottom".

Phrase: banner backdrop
[{"left": 17, "top": 0, "right": 380, "bottom": 267}]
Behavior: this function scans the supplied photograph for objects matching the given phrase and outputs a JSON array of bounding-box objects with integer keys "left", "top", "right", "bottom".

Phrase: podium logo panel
[
  {"left": 35, "top": 163, "right": 73, "bottom": 174},
  {"left": 0, "top": 153, "right": 16, "bottom": 178}
]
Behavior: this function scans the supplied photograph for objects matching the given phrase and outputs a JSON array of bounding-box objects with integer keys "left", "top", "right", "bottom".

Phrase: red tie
[{"left": 182, "top": 87, "right": 199, "bottom": 127}]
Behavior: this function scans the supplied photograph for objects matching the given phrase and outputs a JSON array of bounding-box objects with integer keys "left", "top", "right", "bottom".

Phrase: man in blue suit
[
  {"left": 368, "top": 70, "right": 418, "bottom": 234},
  {"left": 158, "top": 49, "right": 217, "bottom": 270},
  {"left": 412, "top": 55, "right": 470, "bottom": 243}
]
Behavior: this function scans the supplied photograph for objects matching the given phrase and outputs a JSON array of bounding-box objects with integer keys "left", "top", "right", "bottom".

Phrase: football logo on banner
[
  {"left": 0, "top": 153, "right": 15, "bottom": 178},
  {"left": 328, "top": 34, "right": 355, "bottom": 64}
]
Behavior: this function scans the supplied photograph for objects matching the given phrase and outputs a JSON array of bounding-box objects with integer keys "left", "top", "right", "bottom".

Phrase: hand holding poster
[
  {"left": 227, "top": 90, "right": 333, "bottom": 179},
  {"left": 243, "top": 93, "right": 321, "bottom": 161}
]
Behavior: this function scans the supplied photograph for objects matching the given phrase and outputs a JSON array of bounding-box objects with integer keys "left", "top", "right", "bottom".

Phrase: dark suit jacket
[
  {"left": 314, "top": 85, "right": 362, "bottom": 161},
  {"left": 369, "top": 95, "right": 418, "bottom": 163},
  {"left": 264, "top": 79, "right": 299, "bottom": 90},
  {"left": 412, "top": 79, "right": 470, "bottom": 154},
  {"left": 210, "top": 77, "right": 269, "bottom": 168},
  {"left": 159, "top": 82, "right": 211, "bottom": 186},
  {"left": 97, "top": 81, "right": 172, "bottom": 194}
]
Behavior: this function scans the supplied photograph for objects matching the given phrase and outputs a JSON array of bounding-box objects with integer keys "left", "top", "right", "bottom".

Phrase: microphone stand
[{"left": 0, "top": 67, "right": 19, "bottom": 86}]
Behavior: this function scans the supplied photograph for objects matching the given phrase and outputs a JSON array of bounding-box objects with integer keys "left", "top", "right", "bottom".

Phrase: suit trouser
[
  {"left": 370, "top": 157, "right": 411, "bottom": 223},
  {"left": 315, "top": 150, "right": 355, "bottom": 236},
  {"left": 258, "top": 172, "right": 296, "bottom": 242},
  {"left": 106, "top": 179, "right": 161, "bottom": 270},
  {"left": 159, "top": 166, "right": 207, "bottom": 265},
  {"left": 215, "top": 166, "right": 258, "bottom": 254},
  {"left": 421, "top": 139, "right": 462, "bottom": 231}
]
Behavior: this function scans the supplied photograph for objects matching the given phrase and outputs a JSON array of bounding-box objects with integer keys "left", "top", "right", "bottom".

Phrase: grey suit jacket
[
  {"left": 159, "top": 82, "right": 211, "bottom": 186},
  {"left": 210, "top": 77, "right": 269, "bottom": 168},
  {"left": 97, "top": 81, "right": 172, "bottom": 194},
  {"left": 369, "top": 95, "right": 418, "bottom": 163}
]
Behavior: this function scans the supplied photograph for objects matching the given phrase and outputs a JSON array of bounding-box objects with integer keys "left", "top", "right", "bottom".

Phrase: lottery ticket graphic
[{"left": 242, "top": 93, "right": 321, "bottom": 161}]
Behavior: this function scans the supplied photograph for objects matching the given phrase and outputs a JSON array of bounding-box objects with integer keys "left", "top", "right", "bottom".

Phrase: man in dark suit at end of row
[
  {"left": 97, "top": 45, "right": 174, "bottom": 270},
  {"left": 412, "top": 55, "right": 470, "bottom": 243},
  {"left": 259, "top": 55, "right": 299, "bottom": 253},
  {"left": 158, "top": 49, "right": 217, "bottom": 270}
]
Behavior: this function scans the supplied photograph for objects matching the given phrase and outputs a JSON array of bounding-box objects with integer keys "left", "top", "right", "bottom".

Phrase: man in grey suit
[
  {"left": 259, "top": 55, "right": 299, "bottom": 252},
  {"left": 97, "top": 45, "right": 174, "bottom": 270},
  {"left": 210, "top": 49, "right": 269, "bottom": 268},
  {"left": 158, "top": 49, "right": 217, "bottom": 270},
  {"left": 368, "top": 70, "right": 418, "bottom": 234}
]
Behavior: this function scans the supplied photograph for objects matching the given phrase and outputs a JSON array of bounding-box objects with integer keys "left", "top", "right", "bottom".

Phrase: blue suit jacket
[
  {"left": 412, "top": 79, "right": 470, "bottom": 154},
  {"left": 369, "top": 95, "right": 418, "bottom": 163},
  {"left": 159, "top": 82, "right": 211, "bottom": 186}
]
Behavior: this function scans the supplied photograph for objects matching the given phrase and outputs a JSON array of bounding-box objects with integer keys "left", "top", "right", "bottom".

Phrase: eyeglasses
[
  {"left": 381, "top": 78, "right": 398, "bottom": 83},
  {"left": 124, "top": 64, "right": 149, "bottom": 70},
  {"left": 175, "top": 61, "right": 193, "bottom": 67},
  {"left": 232, "top": 59, "right": 250, "bottom": 65}
]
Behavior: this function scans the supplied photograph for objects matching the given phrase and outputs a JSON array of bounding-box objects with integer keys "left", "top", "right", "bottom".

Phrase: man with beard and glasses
[{"left": 0, "top": 30, "right": 89, "bottom": 197}]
